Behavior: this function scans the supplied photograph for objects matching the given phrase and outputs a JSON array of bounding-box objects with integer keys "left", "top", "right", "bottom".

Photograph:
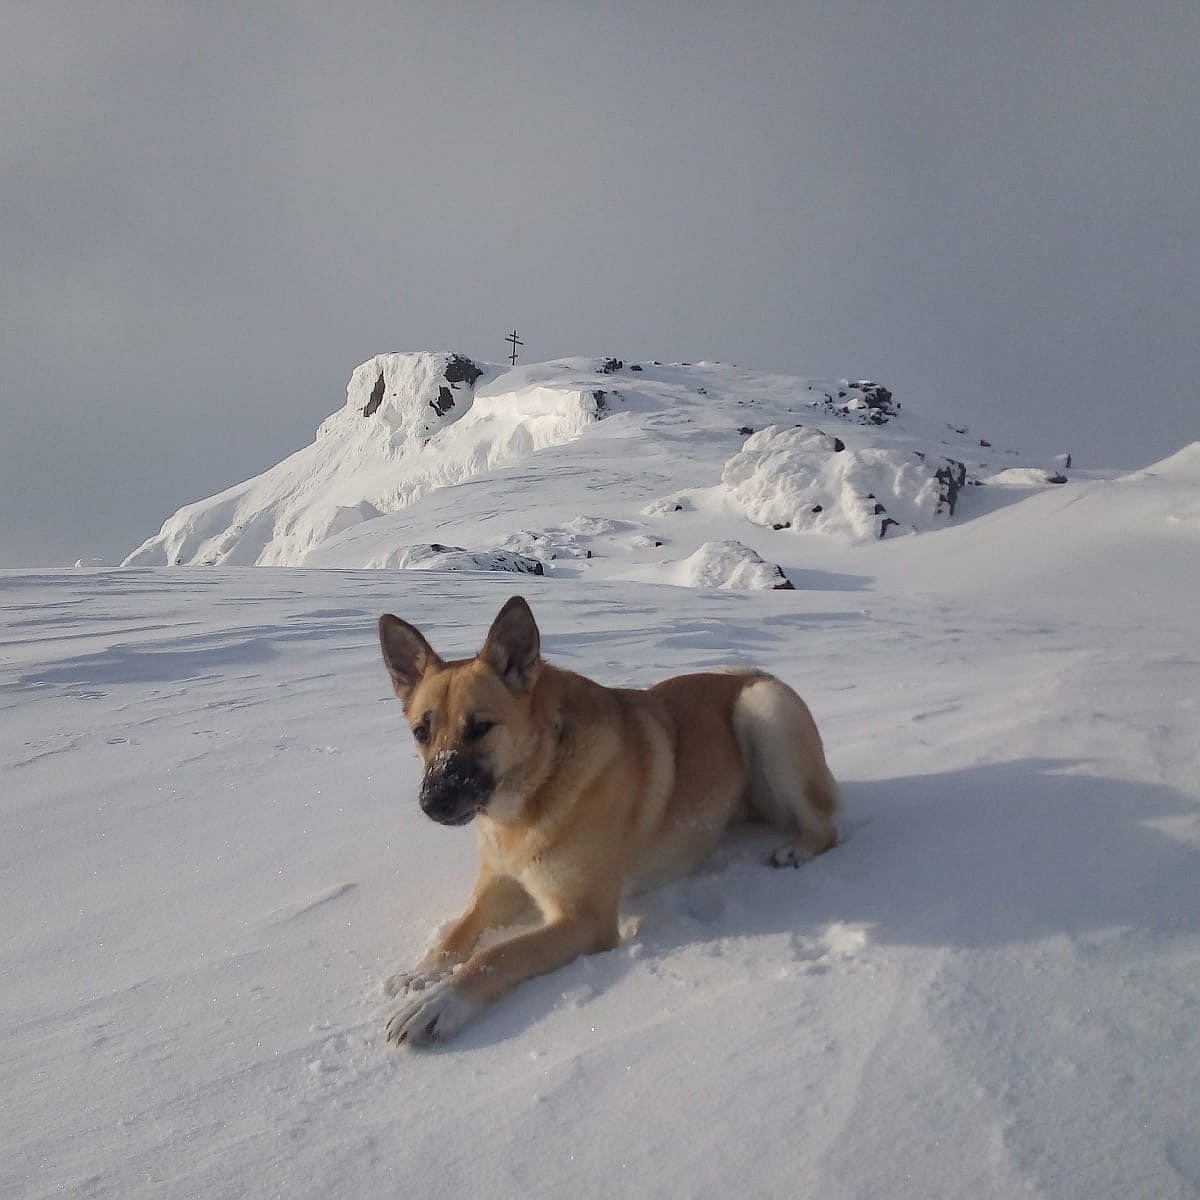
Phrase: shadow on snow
[{"left": 421, "top": 758, "right": 1199, "bottom": 1049}]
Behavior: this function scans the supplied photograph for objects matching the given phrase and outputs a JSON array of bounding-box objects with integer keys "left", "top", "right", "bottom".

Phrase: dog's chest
[
  {"left": 476, "top": 815, "right": 538, "bottom": 875},
  {"left": 476, "top": 816, "right": 584, "bottom": 915}
]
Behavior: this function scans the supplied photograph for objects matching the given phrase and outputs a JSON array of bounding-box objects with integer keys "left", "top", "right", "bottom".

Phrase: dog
[{"left": 377, "top": 595, "right": 838, "bottom": 1046}]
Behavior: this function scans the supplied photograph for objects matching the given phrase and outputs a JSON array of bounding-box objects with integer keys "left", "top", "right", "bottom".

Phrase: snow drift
[{"left": 667, "top": 539, "right": 794, "bottom": 590}]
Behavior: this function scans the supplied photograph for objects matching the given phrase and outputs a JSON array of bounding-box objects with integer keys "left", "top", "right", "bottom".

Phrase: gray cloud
[{"left": 3, "top": 2, "right": 1197, "bottom": 565}]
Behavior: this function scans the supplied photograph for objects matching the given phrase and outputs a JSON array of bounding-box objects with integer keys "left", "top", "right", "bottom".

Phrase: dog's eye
[
  {"left": 412, "top": 721, "right": 431, "bottom": 745},
  {"left": 464, "top": 718, "right": 494, "bottom": 742}
]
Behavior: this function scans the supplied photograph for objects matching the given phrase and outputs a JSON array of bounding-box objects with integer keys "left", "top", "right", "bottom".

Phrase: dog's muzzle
[{"left": 418, "top": 752, "right": 493, "bottom": 826}]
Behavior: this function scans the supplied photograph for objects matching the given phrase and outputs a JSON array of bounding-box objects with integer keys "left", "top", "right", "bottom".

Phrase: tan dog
[{"left": 378, "top": 595, "right": 838, "bottom": 1046}]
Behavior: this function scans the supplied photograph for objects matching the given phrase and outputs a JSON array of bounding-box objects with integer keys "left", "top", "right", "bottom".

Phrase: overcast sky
[{"left": 2, "top": 2, "right": 1197, "bottom": 566}]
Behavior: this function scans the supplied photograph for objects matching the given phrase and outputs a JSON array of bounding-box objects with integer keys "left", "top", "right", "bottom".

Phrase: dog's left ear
[
  {"left": 481, "top": 596, "right": 541, "bottom": 692},
  {"left": 378, "top": 614, "right": 441, "bottom": 702}
]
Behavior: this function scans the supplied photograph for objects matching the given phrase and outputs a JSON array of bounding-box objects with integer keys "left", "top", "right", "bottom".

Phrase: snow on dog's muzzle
[{"left": 418, "top": 751, "right": 493, "bottom": 826}]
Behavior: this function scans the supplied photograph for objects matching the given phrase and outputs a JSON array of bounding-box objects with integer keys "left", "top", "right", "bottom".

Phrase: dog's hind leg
[{"left": 732, "top": 676, "right": 839, "bottom": 866}]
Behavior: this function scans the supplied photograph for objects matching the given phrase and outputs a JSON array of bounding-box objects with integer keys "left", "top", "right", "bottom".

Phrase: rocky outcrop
[
  {"left": 724, "top": 425, "right": 975, "bottom": 541},
  {"left": 817, "top": 380, "right": 900, "bottom": 426},
  {"left": 354, "top": 351, "right": 485, "bottom": 438},
  {"left": 444, "top": 354, "right": 484, "bottom": 387},
  {"left": 380, "top": 544, "right": 545, "bottom": 575}
]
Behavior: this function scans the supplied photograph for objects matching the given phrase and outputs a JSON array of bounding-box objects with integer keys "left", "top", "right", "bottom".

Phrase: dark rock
[
  {"left": 873, "top": 503, "right": 887, "bottom": 516},
  {"left": 832, "top": 437, "right": 845, "bottom": 452},
  {"left": 1045, "top": 472, "right": 1069, "bottom": 485},
  {"left": 772, "top": 522, "right": 791, "bottom": 531},
  {"left": 444, "top": 354, "right": 483, "bottom": 387},
  {"left": 416, "top": 545, "right": 544, "bottom": 575},
  {"left": 859, "top": 382, "right": 893, "bottom": 410},
  {"left": 599, "top": 358, "right": 624, "bottom": 374},
  {"left": 592, "top": 389, "right": 608, "bottom": 415},
  {"left": 493, "top": 552, "right": 544, "bottom": 576},
  {"left": 820, "top": 380, "right": 900, "bottom": 426},
  {"left": 363, "top": 373, "right": 386, "bottom": 417},
  {"left": 980, "top": 438, "right": 992, "bottom": 447},
  {"left": 431, "top": 386, "right": 455, "bottom": 417},
  {"left": 739, "top": 426, "right": 755, "bottom": 436},
  {"left": 630, "top": 364, "right": 643, "bottom": 371},
  {"left": 811, "top": 505, "right": 823, "bottom": 514},
  {"left": 879, "top": 517, "right": 900, "bottom": 538},
  {"left": 933, "top": 459, "right": 967, "bottom": 516}
]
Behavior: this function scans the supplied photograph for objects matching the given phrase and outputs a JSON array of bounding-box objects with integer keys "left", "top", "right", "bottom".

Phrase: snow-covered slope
[
  {"left": 876, "top": 440, "right": 1200, "bottom": 619},
  {"left": 7, "top": 347, "right": 1199, "bottom": 1197},
  {"left": 122, "top": 353, "right": 608, "bottom": 568},
  {"left": 5, "top": 461, "right": 1200, "bottom": 1196},
  {"left": 124, "top": 353, "right": 1067, "bottom": 588}
]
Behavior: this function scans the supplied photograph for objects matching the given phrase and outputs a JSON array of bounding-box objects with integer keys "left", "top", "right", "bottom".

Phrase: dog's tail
[{"left": 731, "top": 673, "right": 839, "bottom": 855}]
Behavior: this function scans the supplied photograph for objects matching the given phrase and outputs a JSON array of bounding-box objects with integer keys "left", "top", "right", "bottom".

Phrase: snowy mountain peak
[{"left": 124, "top": 352, "right": 1066, "bottom": 586}]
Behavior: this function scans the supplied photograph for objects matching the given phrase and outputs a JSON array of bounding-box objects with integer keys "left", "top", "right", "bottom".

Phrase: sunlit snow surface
[{"left": 4, "top": 400, "right": 1200, "bottom": 1194}]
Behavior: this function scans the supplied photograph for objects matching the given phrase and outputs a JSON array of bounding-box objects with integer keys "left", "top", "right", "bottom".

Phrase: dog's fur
[{"left": 377, "top": 595, "right": 838, "bottom": 1046}]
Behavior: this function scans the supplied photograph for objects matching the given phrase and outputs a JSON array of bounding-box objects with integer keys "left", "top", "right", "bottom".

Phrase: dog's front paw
[
  {"left": 386, "top": 981, "right": 480, "bottom": 1047},
  {"left": 382, "top": 963, "right": 452, "bottom": 999},
  {"left": 768, "top": 844, "right": 807, "bottom": 869}
]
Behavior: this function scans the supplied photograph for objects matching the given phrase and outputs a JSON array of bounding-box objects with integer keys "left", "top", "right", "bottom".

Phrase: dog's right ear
[
  {"left": 481, "top": 595, "right": 541, "bottom": 692},
  {"left": 378, "top": 614, "right": 440, "bottom": 702}
]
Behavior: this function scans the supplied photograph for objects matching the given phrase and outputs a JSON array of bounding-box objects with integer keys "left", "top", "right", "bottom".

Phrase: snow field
[{"left": 2, "top": 539, "right": 1198, "bottom": 1197}]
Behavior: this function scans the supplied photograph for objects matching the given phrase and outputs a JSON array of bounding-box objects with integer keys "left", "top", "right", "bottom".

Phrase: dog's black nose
[
  {"left": 418, "top": 753, "right": 493, "bottom": 826},
  {"left": 419, "top": 790, "right": 479, "bottom": 826}
]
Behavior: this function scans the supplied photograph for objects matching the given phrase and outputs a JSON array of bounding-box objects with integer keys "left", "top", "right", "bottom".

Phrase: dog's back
[{"left": 619, "top": 670, "right": 839, "bottom": 885}]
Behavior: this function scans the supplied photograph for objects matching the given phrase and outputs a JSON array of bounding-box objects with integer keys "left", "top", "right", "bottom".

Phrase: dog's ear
[
  {"left": 378, "top": 614, "right": 441, "bottom": 702},
  {"left": 481, "top": 596, "right": 541, "bottom": 692}
]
